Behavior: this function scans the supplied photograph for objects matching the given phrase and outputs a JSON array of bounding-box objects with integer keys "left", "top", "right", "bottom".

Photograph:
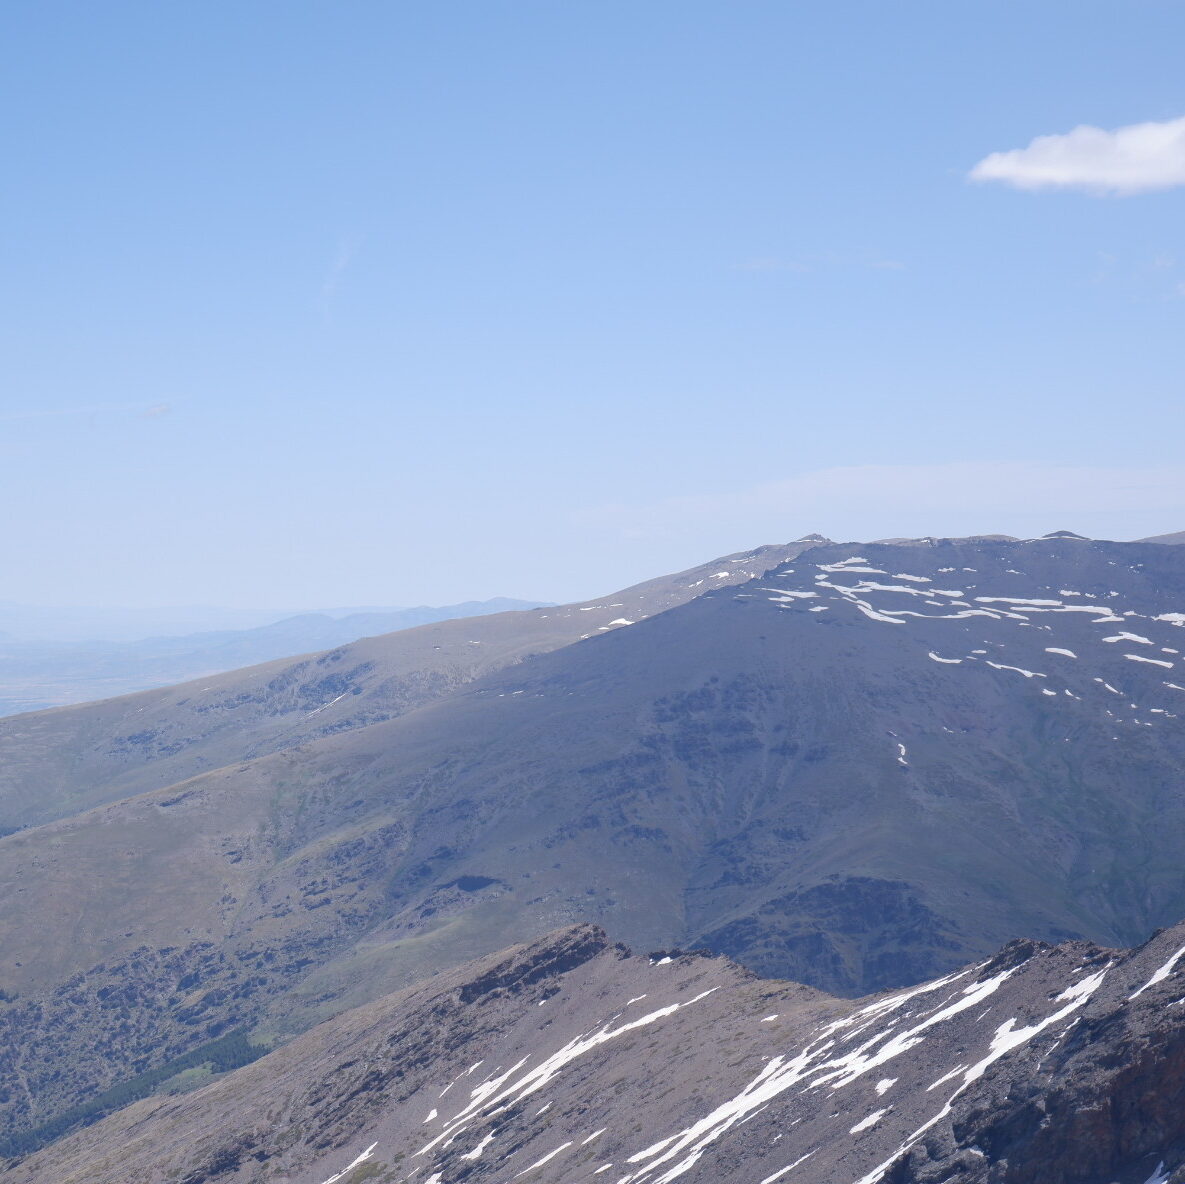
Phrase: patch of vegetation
[
  {"left": 0, "top": 1027, "right": 269, "bottom": 1159},
  {"left": 153, "top": 1064, "right": 215, "bottom": 1095}
]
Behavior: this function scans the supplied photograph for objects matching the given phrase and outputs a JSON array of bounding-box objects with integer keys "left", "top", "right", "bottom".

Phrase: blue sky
[{"left": 3, "top": 1, "right": 1184, "bottom": 608}]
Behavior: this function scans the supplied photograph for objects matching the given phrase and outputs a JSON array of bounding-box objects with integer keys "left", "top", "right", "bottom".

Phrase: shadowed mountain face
[
  {"left": 10, "top": 920, "right": 1185, "bottom": 1184},
  {"left": 1, "top": 536, "right": 1185, "bottom": 1159}
]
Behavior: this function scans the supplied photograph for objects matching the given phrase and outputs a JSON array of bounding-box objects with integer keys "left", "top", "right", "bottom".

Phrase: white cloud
[{"left": 969, "top": 116, "right": 1185, "bottom": 195}]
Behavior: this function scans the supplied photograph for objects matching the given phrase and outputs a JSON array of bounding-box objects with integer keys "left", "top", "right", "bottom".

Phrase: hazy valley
[{"left": 0, "top": 599, "right": 543, "bottom": 718}]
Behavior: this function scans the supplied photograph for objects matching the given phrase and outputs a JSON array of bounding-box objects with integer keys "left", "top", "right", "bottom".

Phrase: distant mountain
[
  {"left": 0, "top": 542, "right": 813, "bottom": 830},
  {"left": 0, "top": 598, "right": 545, "bottom": 717},
  {"left": 0, "top": 602, "right": 304, "bottom": 644},
  {"left": 9, "top": 918, "right": 1185, "bottom": 1184},
  {"left": 1142, "top": 529, "right": 1185, "bottom": 545},
  {"left": 2, "top": 534, "right": 1185, "bottom": 1160}
]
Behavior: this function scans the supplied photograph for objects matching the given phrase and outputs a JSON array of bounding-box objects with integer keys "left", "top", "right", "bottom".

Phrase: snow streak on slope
[
  {"left": 316, "top": 1143, "right": 377, "bottom": 1184},
  {"left": 415, "top": 987, "right": 720, "bottom": 1162},
  {"left": 15, "top": 918, "right": 1185, "bottom": 1184},
  {"left": 758, "top": 547, "right": 1185, "bottom": 732},
  {"left": 388, "top": 935, "right": 1138, "bottom": 1184}
]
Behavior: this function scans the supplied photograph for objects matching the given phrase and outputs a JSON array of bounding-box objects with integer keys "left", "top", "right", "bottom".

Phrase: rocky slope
[
  {"left": 8, "top": 919, "right": 1185, "bottom": 1184},
  {"left": 0, "top": 542, "right": 812, "bottom": 831},
  {"left": 2, "top": 534, "right": 1185, "bottom": 1156}
]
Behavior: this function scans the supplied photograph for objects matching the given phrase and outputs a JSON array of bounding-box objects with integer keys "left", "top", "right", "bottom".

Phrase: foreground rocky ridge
[{"left": 8, "top": 920, "right": 1185, "bottom": 1184}]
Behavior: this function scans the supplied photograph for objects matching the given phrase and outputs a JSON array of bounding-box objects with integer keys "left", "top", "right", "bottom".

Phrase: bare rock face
[{"left": 10, "top": 919, "right": 1185, "bottom": 1184}]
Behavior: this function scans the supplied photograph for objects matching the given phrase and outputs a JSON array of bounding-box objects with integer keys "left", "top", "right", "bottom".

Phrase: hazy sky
[{"left": 3, "top": 2, "right": 1184, "bottom": 608}]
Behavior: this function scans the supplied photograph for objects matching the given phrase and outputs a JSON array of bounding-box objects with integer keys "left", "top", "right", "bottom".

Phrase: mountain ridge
[
  {"left": 8, "top": 917, "right": 1185, "bottom": 1184},
  {"left": 0, "top": 541, "right": 817, "bottom": 833}
]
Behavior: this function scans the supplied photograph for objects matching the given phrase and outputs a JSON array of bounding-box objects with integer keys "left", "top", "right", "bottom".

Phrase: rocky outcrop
[{"left": 10, "top": 920, "right": 1185, "bottom": 1184}]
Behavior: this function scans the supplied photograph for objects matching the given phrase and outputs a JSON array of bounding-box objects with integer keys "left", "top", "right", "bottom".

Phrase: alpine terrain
[
  {"left": 1, "top": 531, "right": 1184, "bottom": 1180},
  {"left": 8, "top": 919, "right": 1185, "bottom": 1184}
]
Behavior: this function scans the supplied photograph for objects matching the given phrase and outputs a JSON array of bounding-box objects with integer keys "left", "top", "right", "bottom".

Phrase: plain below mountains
[
  {"left": 8, "top": 918, "right": 1185, "bottom": 1184},
  {"left": 1, "top": 533, "right": 1185, "bottom": 1164},
  {"left": 0, "top": 598, "right": 544, "bottom": 717}
]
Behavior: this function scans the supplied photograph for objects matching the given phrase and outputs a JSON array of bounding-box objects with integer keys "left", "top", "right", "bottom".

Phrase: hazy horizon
[
  {"left": 0, "top": 519, "right": 1179, "bottom": 618},
  {"left": 5, "top": 3, "right": 1184, "bottom": 610}
]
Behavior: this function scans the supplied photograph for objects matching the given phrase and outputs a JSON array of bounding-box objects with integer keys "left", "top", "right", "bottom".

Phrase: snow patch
[
  {"left": 852, "top": 967, "right": 1110, "bottom": 1184},
  {"left": 854, "top": 601, "right": 906, "bottom": 625},
  {"left": 515, "top": 1141, "right": 573, "bottom": 1176},
  {"left": 975, "top": 596, "right": 1063, "bottom": 607},
  {"left": 416, "top": 989, "right": 720, "bottom": 1161},
  {"left": 851, "top": 1108, "right": 889, "bottom": 1133},
  {"left": 759, "top": 1152, "right": 816, "bottom": 1183},
  {"left": 460, "top": 1130, "right": 497, "bottom": 1160},
  {"left": 1131, "top": 944, "right": 1185, "bottom": 999},
  {"left": 317, "top": 1143, "right": 378, "bottom": 1184},
  {"left": 986, "top": 661, "right": 1046, "bottom": 679}
]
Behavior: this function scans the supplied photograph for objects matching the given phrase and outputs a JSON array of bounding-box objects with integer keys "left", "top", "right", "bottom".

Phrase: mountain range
[
  {"left": 1, "top": 530, "right": 1184, "bottom": 1177},
  {"left": 0, "top": 599, "right": 544, "bottom": 718}
]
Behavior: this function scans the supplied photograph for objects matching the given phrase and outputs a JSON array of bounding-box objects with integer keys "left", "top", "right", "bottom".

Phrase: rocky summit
[{"left": 8, "top": 918, "right": 1185, "bottom": 1184}]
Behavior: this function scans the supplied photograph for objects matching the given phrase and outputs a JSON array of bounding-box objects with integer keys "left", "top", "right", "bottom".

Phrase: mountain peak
[{"left": 1141, "top": 529, "right": 1185, "bottom": 545}]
